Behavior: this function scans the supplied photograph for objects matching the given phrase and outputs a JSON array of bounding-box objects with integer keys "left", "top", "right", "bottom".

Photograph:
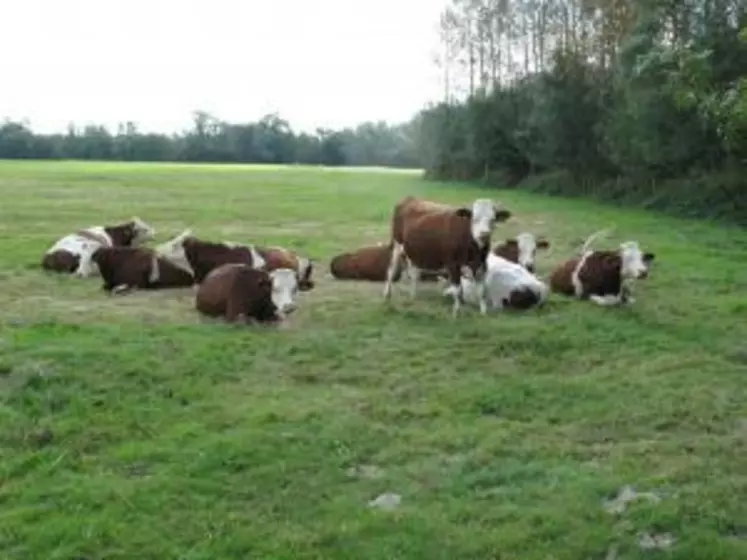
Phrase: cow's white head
[
  {"left": 620, "top": 241, "right": 655, "bottom": 280},
  {"left": 516, "top": 232, "right": 550, "bottom": 273},
  {"left": 130, "top": 216, "right": 156, "bottom": 245},
  {"left": 155, "top": 229, "right": 194, "bottom": 275},
  {"left": 456, "top": 199, "right": 512, "bottom": 246},
  {"left": 269, "top": 268, "right": 299, "bottom": 317}
]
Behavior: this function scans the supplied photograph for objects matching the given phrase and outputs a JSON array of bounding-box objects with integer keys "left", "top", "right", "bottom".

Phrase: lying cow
[
  {"left": 492, "top": 232, "right": 550, "bottom": 273},
  {"left": 195, "top": 263, "right": 297, "bottom": 324},
  {"left": 91, "top": 246, "right": 195, "bottom": 294},
  {"left": 549, "top": 238, "right": 655, "bottom": 306},
  {"left": 330, "top": 242, "right": 403, "bottom": 282},
  {"left": 157, "top": 230, "right": 314, "bottom": 290},
  {"left": 383, "top": 195, "right": 512, "bottom": 317},
  {"left": 456, "top": 252, "right": 549, "bottom": 311},
  {"left": 41, "top": 217, "right": 155, "bottom": 278}
]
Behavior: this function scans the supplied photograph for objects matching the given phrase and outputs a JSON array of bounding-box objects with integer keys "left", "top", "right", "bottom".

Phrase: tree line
[
  {"left": 0, "top": 111, "right": 420, "bottom": 169},
  {"left": 420, "top": 0, "right": 747, "bottom": 224}
]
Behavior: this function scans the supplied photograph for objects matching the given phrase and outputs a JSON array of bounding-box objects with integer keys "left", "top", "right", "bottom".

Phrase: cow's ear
[
  {"left": 455, "top": 207, "right": 472, "bottom": 219},
  {"left": 643, "top": 252, "right": 655, "bottom": 263},
  {"left": 537, "top": 239, "right": 550, "bottom": 249},
  {"left": 494, "top": 208, "right": 512, "bottom": 222}
]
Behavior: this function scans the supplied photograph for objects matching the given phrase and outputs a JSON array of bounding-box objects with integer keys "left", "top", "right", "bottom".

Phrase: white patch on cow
[
  {"left": 248, "top": 245, "right": 266, "bottom": 270},
  {"left": 516, "top": 232, "right": 538, "bottom": 270},
  {"left": 130, "top": 216, "right": 156, "bottom": 245},
  {"left": 46, "top": 226, "right": 119, "bottom": 278},
  {"left": 620, "top": 241, "right": 650, "bottom": 279},
  {"left": 571, "top": 251, "right": 592, "bottom": 298},
  {"left": 148, "top": 254, "right": 160, "bottom": 284},
  {"left": 459, "top": 252, "right": 548, "bottom": 312},
  {"left": 269, "top": 268, "right": 299, "bottom": 317},
  {"left": 470, "top": 198, "right": 498, "bottom": 246},
  {"left": 155, "top": 229, "right": 195, "bottom": 276}
]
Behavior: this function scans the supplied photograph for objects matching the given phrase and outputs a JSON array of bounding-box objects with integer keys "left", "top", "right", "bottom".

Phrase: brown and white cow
[
  {"left": 194, "top": 263, "right": 284, "bottom": 324},
  {"left": 156, "top": 229, "right": 314, "bottom": 290},
  {"left": 549, "top": 239, "right": 655, "bottom": 306},
  {"left": 492, "top": 232, "right": 550, "bottom": 273},
  {"left": 41, "top": 217, "right": 155, "bottom": 278},
  {"left": 91, "top": 246, "right": 195, "bottom": 294},
  {"left": 383, "top": 196, "right": 512, "bottom": 317}
]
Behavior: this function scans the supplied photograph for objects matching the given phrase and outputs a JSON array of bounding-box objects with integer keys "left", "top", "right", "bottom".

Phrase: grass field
[{"left": 0, "top": 160, "right": 746, "bottom": 560}]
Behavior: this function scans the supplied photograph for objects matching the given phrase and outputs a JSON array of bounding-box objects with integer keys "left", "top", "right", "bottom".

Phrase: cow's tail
[{"left": 579, "top": 227, "right": 614, "bottom": 254}]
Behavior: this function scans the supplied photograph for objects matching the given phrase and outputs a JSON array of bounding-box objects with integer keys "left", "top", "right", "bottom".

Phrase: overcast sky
[{"left": 0, "top": 0, "right": 447, "bottom": 134}]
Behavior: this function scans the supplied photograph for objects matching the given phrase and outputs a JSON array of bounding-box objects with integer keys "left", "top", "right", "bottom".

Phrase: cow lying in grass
[
  {"left": 328, "top": 242, "right": 442, "bottom": 283},
  {"left": 549, "top": 233, "right": 655, "bottom": 306},
  {"left": 455, "top": 251, "right": 549, "bottom": 311},
  {"left": 195, "top": 263, "right": 295, "bottom": 324},
  {"left": 41, "top": 217, "right": 155, "bottom": 278},
  {"left": 91, "top": 246, "right": 194, "bottom": 294},
  {"left": 330, "top": 242, "right": 403, "bottom": 282},
  {"left": 156, "top": 229, "right": 314, "bottom": 291},
  {"left": 383, "top": 195, "right": 512, "bottom": 317}
]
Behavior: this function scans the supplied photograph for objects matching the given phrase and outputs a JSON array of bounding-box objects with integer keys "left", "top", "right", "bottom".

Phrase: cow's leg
[
  {"left": 111, "top": 284, "right": 132, "bottom": 295},
  {"left": 620, "top": 283, "right": 635, "bottom": 304},
  {"left": 407, "top": 260, "right": 420, "bottom": 301},
  {"left": 383, "top": 243, "right": 404, "bottom": 300},
  {"left": 589, "top": 293, "right": 622, "bottom": 306},
  {"left": 476, "top": 278, "right": 489, "bottom": 315},
  {"left": 446, "top": 264, "right": 463, "bottom": 318},
  {"left": 74, "top": 253, "right": 95, "bottom": 278}
]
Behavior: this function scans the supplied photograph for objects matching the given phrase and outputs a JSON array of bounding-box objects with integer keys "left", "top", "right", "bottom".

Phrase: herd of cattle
[{"left": 39, "top": 194, "right": 656, "bottom": 323}]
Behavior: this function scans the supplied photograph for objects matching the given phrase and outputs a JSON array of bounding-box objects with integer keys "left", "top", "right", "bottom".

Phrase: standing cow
[{"left": 383, "top": 196, "right": 511, "bottom": 317}]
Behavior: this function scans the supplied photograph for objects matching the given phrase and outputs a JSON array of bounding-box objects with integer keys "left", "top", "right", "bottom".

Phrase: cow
[
  {"left": 194, "top": 263, "right": 296, "bottom": 324},
  {"left": 455, "top": 252, "right": 549, "bottom": 312},
  {"left": 492, "top": 232, "right": 550, "bottom": 273},
  {"left": 549, "top": 237, "right": 655, "bottom": 306},
  {"left": 383, "top": 196, "right": 512, "bottom": 317},
  {"left": 329, "top": 242, "right": 404, "bottom": 282},
  {"left": 155, "top": 229, "right": 314, "bottom": 290},
  {"left": 90, "top": 246, "right": 195, "bottom": 294},
  {"left": 41, "top": 217, "right": 155, "bottom": 278}
]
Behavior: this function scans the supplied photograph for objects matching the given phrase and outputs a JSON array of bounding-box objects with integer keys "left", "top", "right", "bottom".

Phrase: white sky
[{"left": 0, "top": 0, "right": 447, "bottom": 134}]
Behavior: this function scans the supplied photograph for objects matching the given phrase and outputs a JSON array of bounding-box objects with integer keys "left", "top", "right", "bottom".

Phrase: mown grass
[{"left": 0, "top": 160, "right": 745, "bottom": 560}]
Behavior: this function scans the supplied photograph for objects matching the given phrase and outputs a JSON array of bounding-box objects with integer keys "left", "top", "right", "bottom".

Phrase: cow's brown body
[
  {"left": 330, "top": 243, "right": 404, "bottom": 282},
  {"left": 195, "top": 263, "right": 280, "bottom": 324},
  {"left": 92, "top": 247, "right": 194, "bottom": 293},
  {"left": 550, "top": 252, "right": 623, "bottom": 299}
]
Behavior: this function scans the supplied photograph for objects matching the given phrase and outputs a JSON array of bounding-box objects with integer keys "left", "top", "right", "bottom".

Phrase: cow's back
[
  {"left": 258, "top": 246, "right": 297, "bottom": 271},
  {"left": 185, "top": 241, "right": 254, "bottom": 283},
  {"left": 391, "top": 196, "right": 455, "bottom": 245}
]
